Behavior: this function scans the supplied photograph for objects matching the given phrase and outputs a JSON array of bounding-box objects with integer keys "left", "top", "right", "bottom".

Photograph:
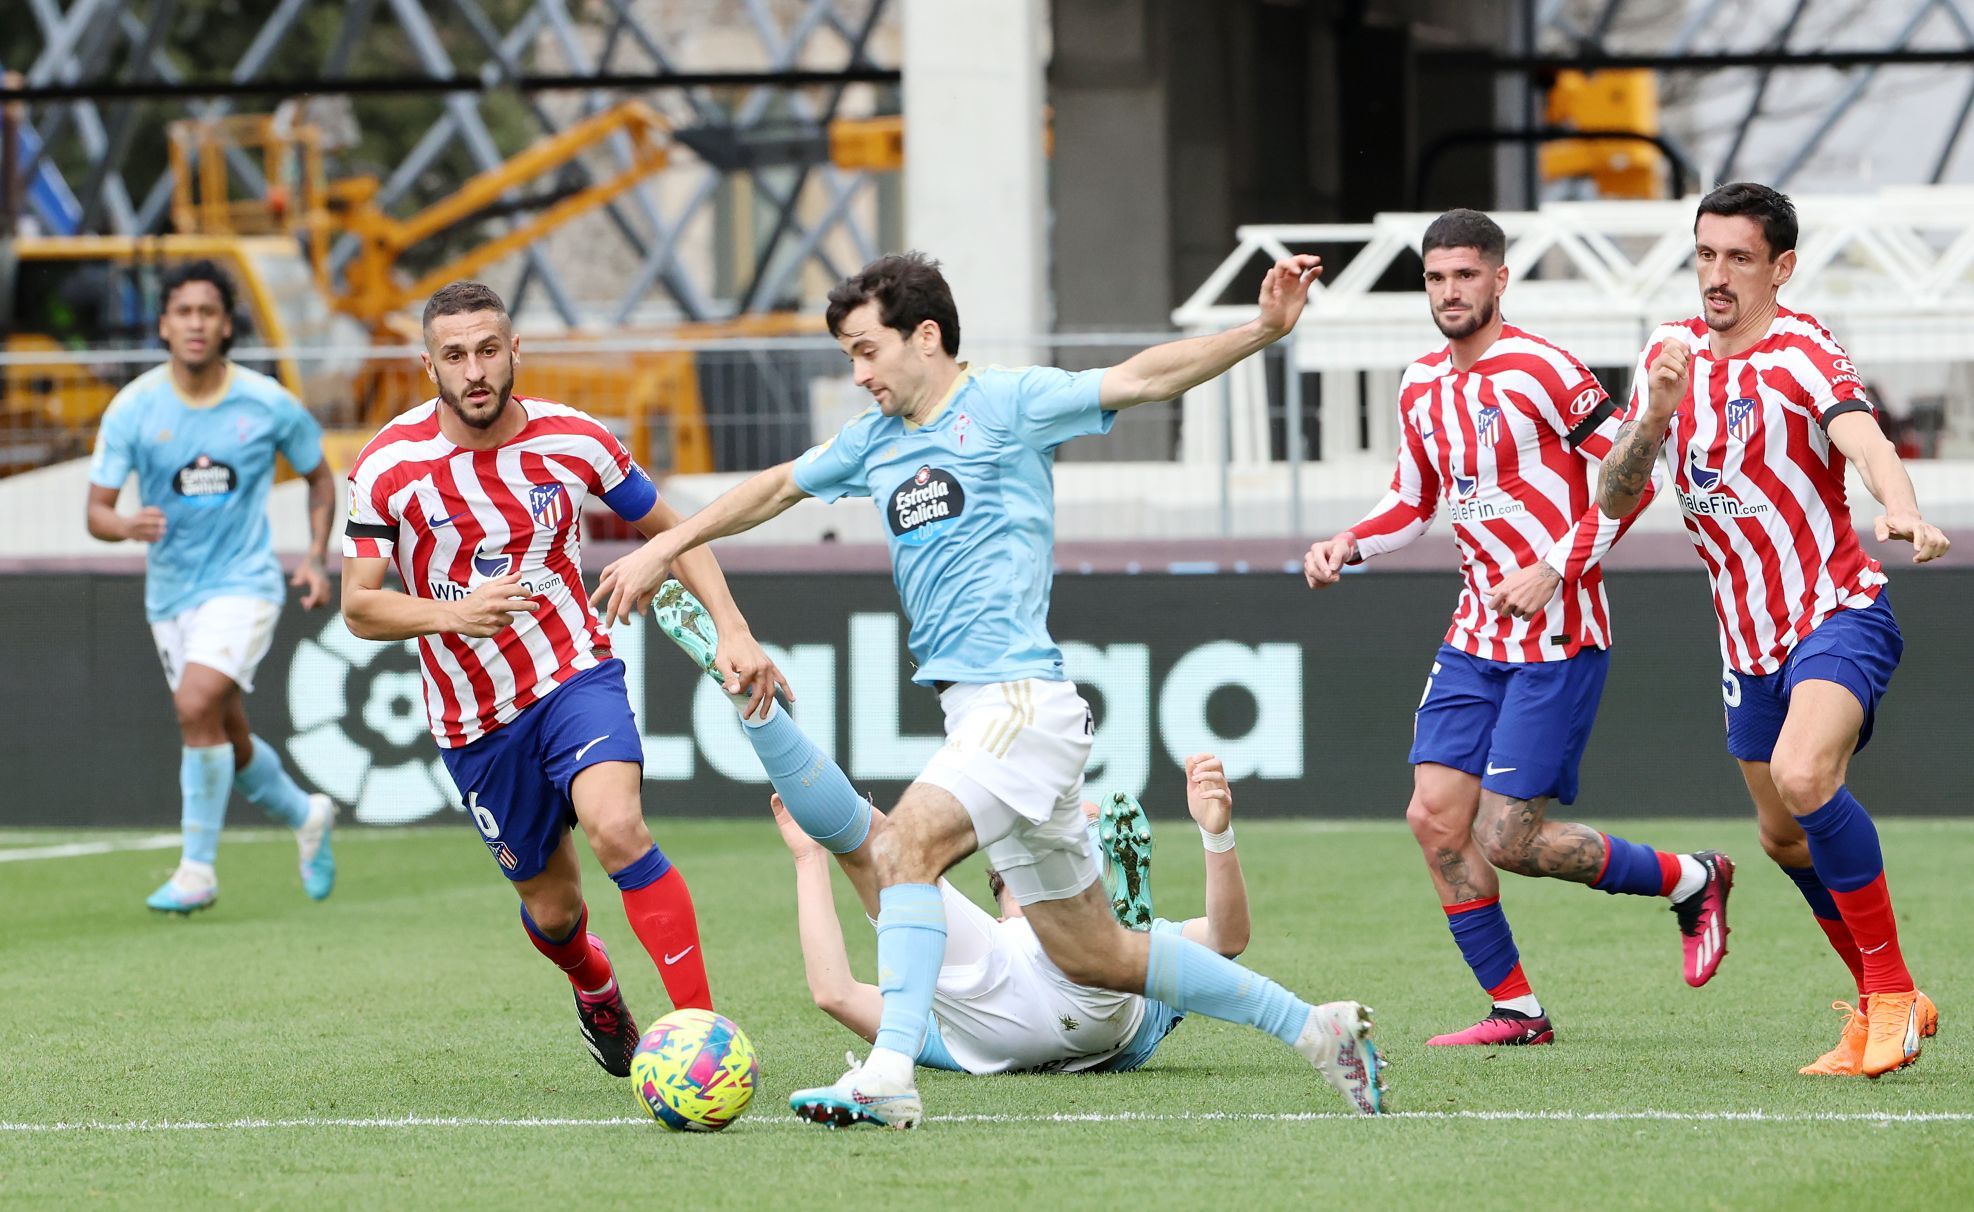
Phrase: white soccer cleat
[
  {"left": 145, "top": 861, "right": 218, "bottom": 915},
  {"left": 789, "top": 1052, "right": 925, "bottom": 1130},
  {"left": 296, "top": 793, "right": 337, "bottom": 901},
  {"left": 1293, "top": 1000, "right": 1385, "bottom": 1115}
]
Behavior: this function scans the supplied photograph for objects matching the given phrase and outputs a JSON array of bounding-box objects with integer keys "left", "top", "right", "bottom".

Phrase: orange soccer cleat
[{"left": 1800, "top": 993, "right": 1938, "bottom": 1076}]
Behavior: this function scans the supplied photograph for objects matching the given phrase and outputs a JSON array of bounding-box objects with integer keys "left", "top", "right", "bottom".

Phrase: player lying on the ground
[
  {"left": 341, "top": 282, "right": 788, "bottom": 1080},
  {"left": 1598, "top": 183, "right": 1947, "bottom": 1077},
  {"left": 602, "top": 252, "right": 1382, "bottom": 1128},
  {"left": 87, "top": 258, "right": 338, "bottom": 915},
  {"left": 1302, "top": 209, "right": 1731, "bottom": 1047},
  {"left": 771, "top": 756, "right": 1244, "bottom": 1075}
]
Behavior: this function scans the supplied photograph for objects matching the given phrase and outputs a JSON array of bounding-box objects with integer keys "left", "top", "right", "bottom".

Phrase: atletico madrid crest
[
  {"left": 528, "top": 481, "right": 570, "bottom": 529},
  {"left": 1726, "top": 397, "right": 1759, "bottom": 442}
]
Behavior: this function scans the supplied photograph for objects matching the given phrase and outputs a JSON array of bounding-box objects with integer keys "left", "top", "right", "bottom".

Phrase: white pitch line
[
  {"left": 0, "top": 834, "right": 181, "bottom": 864},
  {"left": 3, "top": 1110, "right": 1971, "bottom": 1133}
]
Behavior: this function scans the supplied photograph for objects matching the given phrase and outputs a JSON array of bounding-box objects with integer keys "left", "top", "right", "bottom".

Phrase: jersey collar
[
  {"left": 167, "top": 362, "right": 235, "bottom": 410},
  {"left": 904, "top": 363, "right": 973, "bottom": 431}
]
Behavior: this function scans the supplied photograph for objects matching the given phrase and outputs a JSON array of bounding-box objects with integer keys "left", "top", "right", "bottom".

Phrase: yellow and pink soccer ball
[{"left": 630, "top": 1009, "right": 758, "bottom": 1132}]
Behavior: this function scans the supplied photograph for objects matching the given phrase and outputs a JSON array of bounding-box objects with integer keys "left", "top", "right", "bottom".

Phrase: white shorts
[
  {"left": 916, "top": 678, "right": 1098, "bottom": 906},
  {"left": 149, "top": 595, "right": 281, "bottom": 693},
  {"left": 929, "top": 881, "right": 1144, "bottom": 1075}
]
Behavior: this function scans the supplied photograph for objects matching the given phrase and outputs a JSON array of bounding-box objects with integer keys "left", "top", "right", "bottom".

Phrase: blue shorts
[
  {"left": 1409, "top": 644, "right": 1610, "bottom": 805},
  {"left": 438, "top": 660, "right": 645, "bottom": 882},
  {"left": 1722, "top": 592, "right": 1902, "bottom": 763}
]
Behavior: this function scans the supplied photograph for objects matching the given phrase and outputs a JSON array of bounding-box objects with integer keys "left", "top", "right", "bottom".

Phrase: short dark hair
[
  {"left": 1695, "top": 182, "right": 1797, "bottom": 256},
  {"left": 1421, "top": 208, "right": 1506, "bottom": 264},
  {"left": 825, "top": 252, "right": 960, "bottom": 356},
  {"left": 422, "top": 280, "right": 510, "bottom": 337},
  {"left": 160, "top": 259, "right": 238, "bottom": 353},
  {"left": 985, "top": 867, "right": 1006, "bottom": 903}
]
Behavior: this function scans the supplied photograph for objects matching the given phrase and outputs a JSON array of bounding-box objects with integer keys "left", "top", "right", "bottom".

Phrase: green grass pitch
[{"left": 2, "top": 817, "right": 1968, "bottom": 1210}]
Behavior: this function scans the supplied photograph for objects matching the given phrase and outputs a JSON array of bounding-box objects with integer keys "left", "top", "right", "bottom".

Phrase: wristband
[{"left": 1199, "top": 825, "right": 1236, "bottom": 853}]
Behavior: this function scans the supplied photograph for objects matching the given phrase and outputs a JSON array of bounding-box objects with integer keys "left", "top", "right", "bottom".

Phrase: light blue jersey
[
  {"left": 89, "top": 362, "right": 323, "bottom": 622},
  {"left": 792, "top": 365, "right": 1112, "bottom": 685}
]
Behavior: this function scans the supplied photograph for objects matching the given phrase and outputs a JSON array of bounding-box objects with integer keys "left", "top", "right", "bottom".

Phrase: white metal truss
[{"left": 8, "top": 0, "right": 894, "bottom": 325}]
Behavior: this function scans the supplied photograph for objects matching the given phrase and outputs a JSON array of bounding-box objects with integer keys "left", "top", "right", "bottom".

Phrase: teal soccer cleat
[
  {"left": 146, "top": 862, "right": 217, "bottom": 915},
  {"left": 297, "top": 793, "right": 336, "bottom": 901},
  {"left": 1097, "top": 791, "right": 1154, "bottom": 929},
  {"left": 790, "top": 1053, "right": 924, "bottom": 1130},
  {"left": 650, "top": 580, "right": 726, "bottom": 685}
]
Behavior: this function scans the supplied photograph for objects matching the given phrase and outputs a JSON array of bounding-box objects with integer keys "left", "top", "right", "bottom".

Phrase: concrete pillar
[{"left": 901, "top": 0, "right": 1048, "bottom": 362}]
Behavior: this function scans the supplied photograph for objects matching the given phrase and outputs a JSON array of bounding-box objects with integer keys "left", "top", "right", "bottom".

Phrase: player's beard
[
  {"left": 1702, "top": 289, "right": 1738, "bottom": 331},
  {"left": 1432, "top": 294, "right": 1496, "bottom": 340},
  {"left": 440, "top": 374, "right": 514, "bottom": 430}
]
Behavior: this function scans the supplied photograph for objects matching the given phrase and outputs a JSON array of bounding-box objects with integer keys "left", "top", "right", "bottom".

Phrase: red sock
[
  {"left": 523, "top": 903, "right": 614, "bottom": 992},
  {"left": 1655, "top": 851, "right": 1683, "bottom": 898},
  {"left": 1487, "top": 961, "right": 1534, "bottom": 1004},
  {"left": 621, "top": 867, "right": 712, "bottom": 1011},
  {"left": 1811, "top": 913, "right": 1868, "bottom": 999},
  {"left": 1828, "top": 874, "right": 1914, "bottom": 994}
]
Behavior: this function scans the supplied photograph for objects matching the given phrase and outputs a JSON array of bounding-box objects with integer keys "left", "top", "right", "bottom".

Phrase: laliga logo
[{"left": 285, "top": 614, "right": 462, "bottom": 825}]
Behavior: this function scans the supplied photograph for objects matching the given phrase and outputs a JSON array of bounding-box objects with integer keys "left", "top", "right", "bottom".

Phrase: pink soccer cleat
[
  {"left": 1672, "top": 851, "right": 1733, "bottom": 987},
  {"left": 1426, "top": 1008, "right": 1555, "bottom": 1046}
]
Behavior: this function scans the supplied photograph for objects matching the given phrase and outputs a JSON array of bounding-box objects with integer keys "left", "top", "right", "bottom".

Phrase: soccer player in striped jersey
[
  {"left": 1599, "top": 183, "right": 1949, "bottom": 1078},
  {"left": 1303, "top": 210, "right": 1733, "bottom": 1048},
  {"left": 339, "top": 281, "right": 790, "bottom": 1079},
  {"left": 86, "top": 259, "right": 340, "bottom": 915}
]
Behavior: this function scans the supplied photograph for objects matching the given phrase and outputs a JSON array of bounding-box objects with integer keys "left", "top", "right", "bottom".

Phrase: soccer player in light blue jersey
[
  {"left": 86, "top": 260, "right": 339, "bottom": 915},
  {"left": 598, "top": 251, "right": 1384, "bottom": 1122}
]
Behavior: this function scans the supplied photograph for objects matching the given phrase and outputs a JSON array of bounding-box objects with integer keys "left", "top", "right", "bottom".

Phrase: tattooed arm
[{"left": 1598, "top": 340, "right": 1690, "bottom": 519}]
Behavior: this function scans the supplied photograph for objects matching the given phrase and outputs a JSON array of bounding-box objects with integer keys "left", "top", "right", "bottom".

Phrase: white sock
[
  {"left": 174, "top": 859, "right": 217, "bottom": 887},
  {"left": 1669, "top": 854, "right": 1707, "bottom": 902},
  {"left": 1494, "top": 994, "right": 1543, "bottom": 1017},
  {"left": 860, "top": 1046, "right": 914, "bottom": 1086},
  {"left": 738, "top": 696, "right": 781, "bottom": 728},
  {"left": 578, "top": 977, "right": 615, "bottom": 999}
]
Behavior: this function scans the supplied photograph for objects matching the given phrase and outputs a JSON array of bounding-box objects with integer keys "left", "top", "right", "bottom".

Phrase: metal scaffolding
[{"left": 4, "top": 0, "right": 896, "bottom": 325}]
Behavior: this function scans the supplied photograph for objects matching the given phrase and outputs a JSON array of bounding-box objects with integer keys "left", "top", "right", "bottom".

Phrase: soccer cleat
[
  {"left": 1426, "top": 1007, "right": 1555, "bottom": 1047},
  {"left": 1861, "top": 989, "right": 1930, "bottom": 1078},
  {"left": 651, "top": 580, "right": 726, "bottom": 685},
  {"left": 789, "top": 1052, "right": 924, "bottom": 1130},
  {"left": 1097, "top": 791, "right": 1154, "bottom": 929},
  {"left": 572, "top": 935, "right": 640, "bottom": 1078},
  {"left": 297, "top": 793, "right": 336, "bottom": 901},
  {"left": 1801, "top": 993, "right": 1938, "bottom": 1076},
  {"left": 1292, "top": 1000, "right": 1384, "bottom": 1115},
  {"left": 1672, "top": 850, "right": 1733, "bottom": 987},
  {"left": 145, "top": 862, "right": 218, "bottom": 915}
]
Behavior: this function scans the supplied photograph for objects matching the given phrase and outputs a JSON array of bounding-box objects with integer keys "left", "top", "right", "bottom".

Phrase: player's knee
[
  {"left": 1405, "top": 795, "right": 1465, "bottom": 849},
  {"left": 869, "top": 822, "right": 936, "bottom": 885},
  {"left": 171, "top": 685, "right": 224, "bottom": 732},
  {"left": 584, "top": 814, "right": 654, "bottom": 873},
  {"left": 1769, "top": 752, "right": 1840, "bottom": 816},
  {"left": 1757, "top": 826, "right": 1810, "bottom": 867}
]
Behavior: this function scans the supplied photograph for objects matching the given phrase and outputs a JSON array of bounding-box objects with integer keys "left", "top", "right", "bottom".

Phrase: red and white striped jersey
[
  {"left": 1624, "top": 308, "right": 1884, "bottom": 675},
  {"left": 1346, "top": 324, "right": 1654, "bottom": 663},
  {"left": 341, "top": 397, "right": 648, "bottom": 748}
]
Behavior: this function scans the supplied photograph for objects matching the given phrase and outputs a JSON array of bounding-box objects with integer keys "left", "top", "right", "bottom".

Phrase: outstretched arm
[
  {"left": 773, "top": 794, "right": 883, "bottom": 1042},
  {"left": 1177, "top": 754, "right": 1250, "bottom": 959},
  {"left": 1828, "top": 412, "right": 1951, "bottom": 563},
  {"left": 594, "top": 461, "right": 810, "bottom": 627},
  {"left": 624, "top": 495, "right": 791, "bottom": 718},
  {"left": 1099, "top": 256, "right": 1321, "bottom": 409}
]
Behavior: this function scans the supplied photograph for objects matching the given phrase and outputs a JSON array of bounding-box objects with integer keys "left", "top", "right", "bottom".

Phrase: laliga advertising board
[{"left": 281, "top": 588, "right": 1311, "bottom": 826}]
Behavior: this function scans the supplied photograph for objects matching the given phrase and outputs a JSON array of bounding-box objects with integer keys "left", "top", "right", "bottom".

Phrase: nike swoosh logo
[
  {"left": 663, "top": 947, "right": 695, "bottom": 965},
  {"left": 430, "top": 512, "right": 466, "bottom": 528},
  {"left": 1861, "top": 941, "right": 1890, "bottom": 955},
  {"left": 1485, "top": 763, "right": 1517, "bottom": 776},
  {"left": 573, "top": 734, "right": 611, "bottom": 762}
]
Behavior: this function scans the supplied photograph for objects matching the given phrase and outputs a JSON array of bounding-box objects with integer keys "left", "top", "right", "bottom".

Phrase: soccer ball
[{"left": 630, "top": 1009, "right": 759, "bottom": 1132}]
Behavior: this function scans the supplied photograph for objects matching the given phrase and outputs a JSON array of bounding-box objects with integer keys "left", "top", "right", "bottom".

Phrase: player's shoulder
[
  {"left": 1649, "top": 316, "right": 1709, "bottom": 351},
  {"left": 226, "top": 362, "right": 300, "bottom": 409},
  {"left": 101, "top": 363, "right": 174, "bottom": 425},
  {"left": 348, "top": 401, "right": 443, "bottom": 478},
  {"left": 1768, "top": 307, "right": 1849, "bottom": 357},
  {"left": 1402, "top": 347, "right": 1454, "bottom": 385},
  {"left": 1490, "top": 325, "right": 1591, "bottom": 374}
]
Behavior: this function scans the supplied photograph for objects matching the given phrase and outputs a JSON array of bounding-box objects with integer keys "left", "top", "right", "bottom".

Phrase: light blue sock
[
  {"left": 233, "top": 735, "right": 311, "bottom": 829},
  {"left": 871, "top": 883, "right": 947, "bottom": 1058},
  {"left": 1144, "top": 927, "right": 1313, "bottom": 1047},
  {"left": 180, "top": 744, "right": 233, "bottom": 866},
  {"left": 741, "top": 701, "right": 870, "bottom": 853}
]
